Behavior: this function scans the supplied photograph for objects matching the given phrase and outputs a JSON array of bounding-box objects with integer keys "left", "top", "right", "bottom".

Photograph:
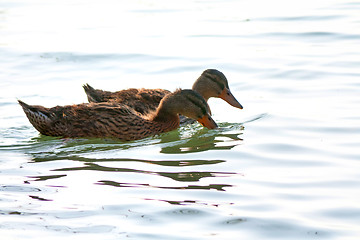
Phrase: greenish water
[{"left": 1, "top": 0, "right": 360, "bottom": 239}]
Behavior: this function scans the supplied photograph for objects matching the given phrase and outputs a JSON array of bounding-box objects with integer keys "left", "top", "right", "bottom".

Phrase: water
[{"left": 1, "top": 0, "right": 360, "bottom": 239}]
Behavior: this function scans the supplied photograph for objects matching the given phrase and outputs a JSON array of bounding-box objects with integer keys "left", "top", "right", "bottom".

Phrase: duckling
[
  {"left": 18, "top": 89, "right": 217, "bottom": 141},
  {"left": 83, "top": 69, "right": 243, "bottom": 115}
]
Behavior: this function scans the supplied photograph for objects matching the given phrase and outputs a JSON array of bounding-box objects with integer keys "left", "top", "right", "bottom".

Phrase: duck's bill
[
  {"left": 197, "top": 114, "right": 218, "bottom": 129},
  {"left": 219, "top": 88, "right": 243, "bottom": 109}
]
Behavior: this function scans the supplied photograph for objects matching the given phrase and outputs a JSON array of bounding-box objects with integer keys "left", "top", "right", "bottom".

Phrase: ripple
[
  {"left": 39, "top": 52, "right": 169, "bottom": 63},
  {"left": 45, "top": 224, "right": 115, "bottom": 234},
  {"left": 97, "top": 180, "right": 233, "bottom": 192},
  {"left": 257, "top": 15, "right": 345, "bottom": 22},
  {"left": 0, "top": 185, "right": 41, "bottom": 193},
  {"left": 216, "top": 216, "right": 334, "bottom": 239},
  {"left": 258, "top": 32, "right": 360, "bottom": 42},
  {"left": 163, "top": 208, "right": 210, "bottom": 219}
]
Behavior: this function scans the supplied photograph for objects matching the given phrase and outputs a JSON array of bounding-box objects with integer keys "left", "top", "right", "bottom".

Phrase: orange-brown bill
[
  {"left": 218, "top": 88, "right": 243, "bottom": 109},
  {"left": 197, "top": 114, "right": 218, "bottom": 129}
]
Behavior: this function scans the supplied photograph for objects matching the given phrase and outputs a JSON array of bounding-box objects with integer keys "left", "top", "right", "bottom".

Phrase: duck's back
[
  {"left": 83, "top": 84, "right": 170, "bottom": 115},
  {"left": 114, "top": 88, "right": 170, "bottom": 114}
]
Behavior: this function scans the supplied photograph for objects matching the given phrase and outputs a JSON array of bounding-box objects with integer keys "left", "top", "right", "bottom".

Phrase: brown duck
[
  {"left": 83, "top": 69, "right": 243, "bottom": 115},
  {"left": 18, "top": 89, "right": 217, "bottom": 141}
]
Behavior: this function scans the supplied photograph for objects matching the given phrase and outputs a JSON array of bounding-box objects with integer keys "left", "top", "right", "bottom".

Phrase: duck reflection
[
  {"left": 26, "top": 122, "right": 244, "bottom": 192},
  {"left": 97, "top": 180, "right": 232, "bottom": 192},
  {"left": 28, "top": 156, "right": 240, "bottom": 191},
  {"left": 47, "top": 160, "right": 238, "bottom": 183},
  {"left": 137, "top": 198, "right": 228, "bottom": 207},
  {"left": 31, "top": 155, "right": 225, "bottom": 167},
  {"left": 158, "top": 122, "right": 244, "bottom": 154}
]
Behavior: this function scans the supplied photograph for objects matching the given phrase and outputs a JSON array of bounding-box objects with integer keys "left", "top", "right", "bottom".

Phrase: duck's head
[
  {"left": 192, "top": 69, "right": 243, "bottom": 109},
  {"left": 156, "top": 89, "right": 218, "bottom": 129}
]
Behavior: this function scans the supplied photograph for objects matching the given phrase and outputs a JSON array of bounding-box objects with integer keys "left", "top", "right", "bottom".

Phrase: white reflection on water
[{"left": 1, "top": 0, "right": 360, "bottom": 239}]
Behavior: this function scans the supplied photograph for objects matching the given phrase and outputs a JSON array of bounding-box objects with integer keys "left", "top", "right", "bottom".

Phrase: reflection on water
[
  {"left": 29, "top": 158, "right": 237, "bottom": 184},
  {"left": 21, "top": 123, "right": 244, "bottom": 195},
  {"left": 159, "top": 122, "right": 244, "bottom": 154},
  {"left": 98, "top": 180, "right": 233, "bottom": 192}
]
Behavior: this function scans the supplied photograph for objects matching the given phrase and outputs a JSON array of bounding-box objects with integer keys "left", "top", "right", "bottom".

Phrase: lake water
[{"left": 1, "top": 0, "right": 360, "bottom": 239}]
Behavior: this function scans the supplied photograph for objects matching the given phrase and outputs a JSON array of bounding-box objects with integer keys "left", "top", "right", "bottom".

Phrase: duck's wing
[
  {"left": 19, "top": 100, "right": 146, "bottom": 139},
  {"left": 83, "top": 84, "right": 170, "bottom": 115},
  {"left": 129, "top": 88, "right": 170, "bottom": 114},
  {"left": 83, "top": 84, "right": 113, "bottom": 103}
]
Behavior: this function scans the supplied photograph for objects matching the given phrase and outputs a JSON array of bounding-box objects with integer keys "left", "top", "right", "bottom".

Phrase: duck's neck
[
  {"left": 192, "top": 83, "right": 210, "bottom": 102},
  {"left": 149, "top": 108, "right": 180, "bottom": 133}
]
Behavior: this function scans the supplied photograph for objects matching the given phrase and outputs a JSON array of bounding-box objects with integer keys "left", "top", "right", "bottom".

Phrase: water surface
[{"left": 1, "top": 0, "right": 360, "bottom": 239}]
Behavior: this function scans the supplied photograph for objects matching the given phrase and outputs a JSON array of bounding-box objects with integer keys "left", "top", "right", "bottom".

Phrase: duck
[
  {"left": 83, "top": 69, "right": 243, "bottom": 115},
  {"left": 18, "top": 89, "right": 217, "bottom": 141}
]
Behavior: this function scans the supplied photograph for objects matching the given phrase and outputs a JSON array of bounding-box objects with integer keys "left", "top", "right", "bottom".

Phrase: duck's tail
[
  {"left": 18, "top": 100, "right": 53, "bottom": 135},
  {"left": 83, "top": 83, "right": 103, "bottom": 103}
]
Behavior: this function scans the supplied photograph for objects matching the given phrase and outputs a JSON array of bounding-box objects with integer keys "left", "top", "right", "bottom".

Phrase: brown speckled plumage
[
  {"left": 83, "top": 69, "right": 243, "bottom": 116},
  {"left": 18, "top": 89, "right": 217, "bottom": 141},
  {"left": 83, "top": 84, "right": 170, "bottom": 115}
]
